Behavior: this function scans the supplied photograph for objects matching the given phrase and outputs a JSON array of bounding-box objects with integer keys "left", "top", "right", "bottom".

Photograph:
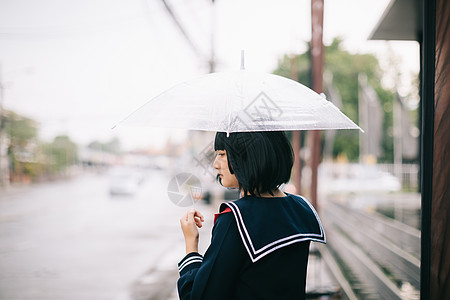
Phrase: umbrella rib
[{"left": 111, "top": 100, "right": 153, "bottom": 130}]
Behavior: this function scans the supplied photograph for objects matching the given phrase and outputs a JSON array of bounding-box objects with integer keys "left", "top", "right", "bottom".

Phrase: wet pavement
[{"left": 0, "top": 170, "right": 213, "bottom": 300}]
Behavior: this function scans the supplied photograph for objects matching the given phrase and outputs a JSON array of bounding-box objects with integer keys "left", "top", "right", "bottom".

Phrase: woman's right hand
[{"left": 180, "top": 209, "right": 204, "bottom": 254}]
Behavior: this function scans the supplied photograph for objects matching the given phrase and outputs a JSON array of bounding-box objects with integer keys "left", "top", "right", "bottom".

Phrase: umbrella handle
[{"left": 240, "top": 50, "right": 245, "bottom": 70}]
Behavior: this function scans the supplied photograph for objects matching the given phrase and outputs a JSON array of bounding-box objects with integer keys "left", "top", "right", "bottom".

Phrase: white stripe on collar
[{"left": 225, "top": 196, "right": 326, "bottom": 263}]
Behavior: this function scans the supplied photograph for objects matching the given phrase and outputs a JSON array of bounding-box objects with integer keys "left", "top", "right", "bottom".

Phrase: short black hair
[{"left": 214, "top": 131, "right": 294, "bottom": 197}]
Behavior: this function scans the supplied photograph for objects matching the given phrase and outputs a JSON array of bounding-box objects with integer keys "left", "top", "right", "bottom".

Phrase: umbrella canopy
[{"left": 115, "top": 70, "right": 361, "bottom": 134}]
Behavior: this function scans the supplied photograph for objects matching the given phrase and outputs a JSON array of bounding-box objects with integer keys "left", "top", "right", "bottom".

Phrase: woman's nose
[{"left": 213, "top": 155, "right": 219, "bottom": 170}]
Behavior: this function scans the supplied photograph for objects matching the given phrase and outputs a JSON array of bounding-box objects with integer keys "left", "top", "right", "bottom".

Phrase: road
[{"left": 0, "top": 170, "right": 213, "bottom": 300}]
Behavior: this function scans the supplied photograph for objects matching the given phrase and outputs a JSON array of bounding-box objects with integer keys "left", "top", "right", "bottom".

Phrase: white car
[
  {"left": 320, "top": 163, "right": 401, "bottom": 195},
  {"left": 109, "top": 167, "right": 142, "bottom": 196}
]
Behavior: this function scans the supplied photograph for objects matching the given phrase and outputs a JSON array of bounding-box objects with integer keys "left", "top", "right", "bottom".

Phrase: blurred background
[{"left": 0, "top": 0, "right": 422, "bottom": 299}]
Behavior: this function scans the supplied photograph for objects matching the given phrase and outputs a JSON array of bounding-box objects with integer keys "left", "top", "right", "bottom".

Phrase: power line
[
  {"left": 160, "top": 0, "right": 205, "bottom": 58},
  {"left": 158, "top": 0, "right": 216, "bottom": 72}
]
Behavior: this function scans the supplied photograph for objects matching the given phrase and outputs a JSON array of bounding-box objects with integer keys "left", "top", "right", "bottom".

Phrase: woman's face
[{"left": 213, "top": 149, "right": 239, "bottom": 188}]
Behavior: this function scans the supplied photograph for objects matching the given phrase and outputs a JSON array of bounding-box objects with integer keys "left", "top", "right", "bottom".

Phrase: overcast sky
[{"left": 0, "top": 0, "right": 419, "bottom": 150}]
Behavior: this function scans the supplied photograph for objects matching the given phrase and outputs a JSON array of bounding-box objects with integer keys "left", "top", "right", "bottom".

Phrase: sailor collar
[{"left": 218, "top": 193, "right": 326, "bottom": 263}]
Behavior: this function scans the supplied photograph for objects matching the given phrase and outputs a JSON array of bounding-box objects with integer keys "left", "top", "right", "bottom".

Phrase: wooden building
[{"left": 370, "top": 0, "right": 450, "bottom": 298}]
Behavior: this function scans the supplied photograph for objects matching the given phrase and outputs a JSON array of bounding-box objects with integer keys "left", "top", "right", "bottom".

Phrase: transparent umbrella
[{"left": 114, "top": 69, "right": 361, "bottom": 135}]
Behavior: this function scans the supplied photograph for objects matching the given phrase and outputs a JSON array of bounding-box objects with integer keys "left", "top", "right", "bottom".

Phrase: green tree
[
  {"left": 4, "top": 111, "right": 41, "bottom": 180},
  {"left": 273, "top": 38, "right": 395, "bottom": 162},
  {"left": 4, "top": 111, "right": 38, "bottom": 148},
  {"left": 42, "top": 135, "right": 78, "bottom": 173},
  {"left": 88, "top": 137, "right": 122, "bottom": 154}
]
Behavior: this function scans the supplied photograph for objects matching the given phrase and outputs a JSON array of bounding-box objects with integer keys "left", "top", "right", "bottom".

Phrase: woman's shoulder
[
  {"left": 223, "top": 193, "right": 324, "bottom": 228},
  {"left": 229, "top": 193, "right": 317, "bottom": 216}
]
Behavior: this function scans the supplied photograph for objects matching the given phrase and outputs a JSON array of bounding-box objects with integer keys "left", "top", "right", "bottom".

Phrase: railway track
[{"left": 319, "top": 200, "right": 420, "bottom": 299}]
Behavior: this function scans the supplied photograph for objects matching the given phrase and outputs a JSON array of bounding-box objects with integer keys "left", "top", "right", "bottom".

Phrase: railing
[
  {"left": 322, "top": 200, "right": 420, "bottom": 299},
  {"left": 377, "top": 163, "right": 419, "bottom": 189}
]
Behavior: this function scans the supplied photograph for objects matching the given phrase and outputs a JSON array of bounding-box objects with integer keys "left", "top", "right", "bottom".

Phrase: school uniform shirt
[{"left": 177, "top": 193, "right": 326, "bottom": 300}]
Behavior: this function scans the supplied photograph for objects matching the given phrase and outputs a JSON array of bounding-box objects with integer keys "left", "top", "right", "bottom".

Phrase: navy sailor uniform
[{"left": 177, "top": 193, "right": 326, "bottom": 300}]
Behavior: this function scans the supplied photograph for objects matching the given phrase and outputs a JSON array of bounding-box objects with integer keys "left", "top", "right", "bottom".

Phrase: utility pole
[
  {"left": 290, "top": 56, "right": 302, "bottom": 194},
  {"left": 310, "top": 0, "right": 324, "bottom": 210},
  {"left": 358, "top": 73, "right": 368, "bottom": 163},
  {"left": 208, "top": 0, "right": 216, "bottom": 73},
  {"left": 0, "top": 64, "right": 10, "bottom": 188},
  {"left": 393, "top": 91, "right": 403, "bottom": 179}
]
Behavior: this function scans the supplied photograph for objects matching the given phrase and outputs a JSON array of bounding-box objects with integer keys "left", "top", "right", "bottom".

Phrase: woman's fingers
[
  {"left": 191, "top": 209, "right": 204, "bottom": 228},
  {"left": 187, "top": 209, "right": 196, "bottom": 222},
  {"left": 180, "top": 209, "right": 204, "bottom": 228},
  {"left": 195, "top": 210, "right": 205, "bottom": 222},
  {"left": 181, "top": 209, "right": 204, "bottom": 225},
  {"left": 194, "top": 216, "right": 203, "bottom": 228}
]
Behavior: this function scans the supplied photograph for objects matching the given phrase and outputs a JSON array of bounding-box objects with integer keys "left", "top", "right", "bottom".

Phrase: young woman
[{"left": 178, "top": 131, "right": 326, "bottom": 300}]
